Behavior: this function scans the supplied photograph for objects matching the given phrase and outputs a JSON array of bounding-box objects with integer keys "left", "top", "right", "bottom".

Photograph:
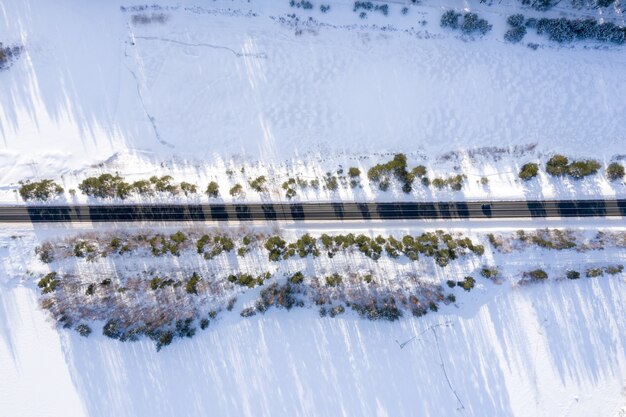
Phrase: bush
[
  {"left": 265, "top": 236, "right": 287, "bottom": 261},
  {"left": 546, "top": 155, "right": 569, "bottom": 176},
  {"left": 528, "top": 269, "right": 548, "bottom": 280},
  {"left": 606, "top": 265, "right": 624, "bottom": 275},
  {"left": 567, "top": 160, "right": 600, "bottom": 179},
  {"left": 507, "top": 14, "right": 525, "bottom": 27},
  {"left": 521, "top": 0, "right": 559, "bottom": 11},
  {"left": 79, "top": 173, "right": 130, "bottom": 199},
  {"left": 566, "top": 270, "right": 580, "bottom": 279},
  {"left": 76, "top": 324, "right": 92, "bottom": 337},
  {"left": 185, "top": 272, "right": 201, "bottom": 294},
  {"left": 325, "top": 274, "right": 343, "bottom": 287},
  {"left": 607, "top": 163, "right": 625, "bottom": 181},
  {"left": 19, "top": 179, "right": 64, "bottom": 201},
  {"left": 180, "top": 182, "right": 197, "bottom": 195},
  {"left": 289, "top": 272, "right": 304, "bottom": 284},
  {"left": 446, "top": 280, "right": 456, "bottom": 288},
  {"left": 586, "top": 268, "right": 603, "bottom": 278},
  {"left": 440, "top": 10, "right": 461, "bottom": 29},
  {"left": 229, "top": 183, "right": 243, "bottom": 197},
  {"left": 505, "top": 26, "right": 527, "bottom": 43},
  {"left": 320, "top": 4, "right": 330, "bottom": 13},
  {"left": 461, "top": 13, "right": 492, "bottom": 35},
  {"left": 348, "top": 167, "right": 361, "bottom": 178},
  {"left": 38, "top": 272, "right": 59, "bottom": 294},
  {"left": 457, "top": 276, "right": 475, "bottom": 291},
  {"left": 240, "top": 307, "right": 257, "bottom": 317},
  {"left": 248, "top": 176, "right": 267, "bottom": 192},
  {"left": 519, "top": 162, "right": 539, "bottom": 180},
  {"left": 156, "top": 331, "right": 174, "bottom": 351},
  {"left": 102, "top": 319, "right": 123, "bottom": 340},
  {"left": 367, "top": 154, "right": 412, "bottom": 192},
  {"left": 480, "top": 267, "right": 499, "bottom": 279},
  {"left": 206, "top": 181, "right": 220, "bottom": 197}
]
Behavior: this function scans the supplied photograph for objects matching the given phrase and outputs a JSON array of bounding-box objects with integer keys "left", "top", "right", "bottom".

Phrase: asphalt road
[{"left": 0, "top": 200, "right": 624, "bottom": 223}]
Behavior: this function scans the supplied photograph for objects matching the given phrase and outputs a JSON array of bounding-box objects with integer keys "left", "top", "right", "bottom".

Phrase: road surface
[{"left": 0, "top": 200, "right": 623, "bottom": 223}]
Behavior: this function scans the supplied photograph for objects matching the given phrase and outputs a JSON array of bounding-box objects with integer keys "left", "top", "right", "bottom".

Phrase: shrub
[
  {"left": 457, "top": 276, "right": 475, "bottom": 291},
  {"left": 265, "top": 236, "right": 287, "bottom": 261},
  {"left": 440, "top": 10, "right": 461, "bottom": 29},
  {"left": 507, "top": 14, "right": 525, "bottom": 28},
  {"left": 320, "top": 4, "right": 330, "bottom": 13},
  {"left": 480, "top": 267, "right": 499, "bottom": 279},
  {"left": 19, "top": 179, "right": 64, "bottom": 201},
  {"left": 605, "top": 265, "right": 624, "bottom": 275},
  {"left": 185, "top": 272, "right": 201, "bottom": 294},
  {"left": 180, "top": 182, "right": 197, "bottom": 195},
  {"left": 546, "top": 155, "right": 569, "bottom": 176},
  {"left": 348, "top": 167, "right": 361, "bottom": 178},
  {"left": 586, "top": 268, "right": 603, "bottom": 278},
  {"left": 240, "top": 307, "right": 257, "bottom": 317},
  {"left": 567, "top": 160, "right": 600, "bottom": 179},
  {"left": 229, "top": 183, "right": 244, "bottom": 197},
  {"left": 206, "top": 181, "right": 220, "bottom": 197},
  {"left": 156, "top": 331, "right": 174, "bottom": 351},
  {"left": 528, "top": 269, "right": 548, "bottom": 280},
  {"left": 325, "top": 274, "right": 343, "bottom": 287},
  {"left": 446, "top": 280, "right": 456, "bottom": 288},
  {"left": 76, "top": 324, "right": 92, "bottom": 337},
  {"left": 521, "top": 0, "right": 559, "bottom": 11},
  {"left": 38, "top": 272, "right": 59, "bottom": 294},
  {"left": 412, "top": 165, "right": 427, "bottom": 178},
  {"left": 446, "top": 294, "right": 456, "bottom": 303},
  {"left": 461, "top": 13, "right": 492, "bottom": 35},
  {"left": 367, "top": 154, "right": 412, "bottom": 192},
  {"left": 519, "top": 162, "right": 539, "bottom": 180},
  {"left": 505, "top": 26, "right": 527, "bottom": 43},
  {"left": 248, "top": 176, "right": 267, "bottom": 192},
  {"left": 79, "top": 173, "right": 130, "bottom": 199},
  {"left": 102, "top": 319, "right": 123, "bottom": 340},
  {"left": 566, "top": 270, "right": 580, "bottom": 279},
  {"left": 607, "top": 163, "right": 625, "bottom": 181},
  {"left": 289, "top": 272, "right": 304, "bottom": 284}
]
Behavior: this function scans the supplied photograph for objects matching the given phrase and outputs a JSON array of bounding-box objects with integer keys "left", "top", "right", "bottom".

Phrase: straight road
[{"left": 0, "top": 200, "right": 624, "bottom": 223}]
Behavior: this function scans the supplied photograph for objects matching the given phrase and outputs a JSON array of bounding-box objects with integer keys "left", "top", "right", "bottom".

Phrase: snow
[
  {"left": 1, "top": 0, "right": 625, "bottom": 203},
  {"left": 2, "top": 0, "right": 626, "bottom": 415},
  {"left": 2, "top": 223, "right": 626, "bottom": 416}
]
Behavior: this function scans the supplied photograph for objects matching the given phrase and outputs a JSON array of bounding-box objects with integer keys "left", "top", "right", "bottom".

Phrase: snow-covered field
[
  {"left": 0, "top": 0, "right": 625, "bottom": 203},
  {"left": 2, "top": 221, "right": 626, "bottom": 417}
]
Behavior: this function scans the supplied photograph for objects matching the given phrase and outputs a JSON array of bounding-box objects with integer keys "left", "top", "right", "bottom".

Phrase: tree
[
  {"left": 607, "top": 163, "right": 625, "bottom": 181},
  {"left": 519, "top": 162, "right": 539, "bottom": 180},
  {"left": 546, "top": 155, "right": 569, "bottom": 176},
  {"left": 206, "top": 181, "right": 220, "bottom": 197},
  {"left": 19, "top": 179, "right": 64, "bottom": 201}
]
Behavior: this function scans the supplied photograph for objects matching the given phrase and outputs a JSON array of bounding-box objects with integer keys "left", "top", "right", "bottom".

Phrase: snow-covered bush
[
  {"left": 353, "top": 1, "right": 388, "bottom": 16},
  {"left": 248, "top": 176, "right": 267, "bottom": 192},
  {"left": 520, "top": 0, "right": 559, "bottom": 11},
  {"left": 229, "top": 183, "right": 244, "bottom": 197},
  {"left": 19, "top": 179, "right": 64, "bottom": 201},
  {"left": 527, "top": 269, "right": 548, "bottom": 280},
  {"left": 205, "top": 181, "right": 219, "bottom": 197},
  {"left": 505, "top": 26, "right": 527, "bottom": 43},
  {"left": 519, "top": 162, "right": 539, "bottom": 180},
  {"left": 607, "top": 163, "right": 625, "bottom": 181},
  {"left": 441, "top": 10, "right": 492, "bottom": 36},
  {"left": 289, "top": 0, "right": 313, "bottom": 10}
]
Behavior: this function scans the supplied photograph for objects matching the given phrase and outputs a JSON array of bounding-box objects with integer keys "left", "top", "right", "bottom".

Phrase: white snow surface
[
  {"left": 0, "top": 0, "right": 625, "bottom": 203},
  {"left": 2, "top": 222, "right": 626, "bottom": 417}
]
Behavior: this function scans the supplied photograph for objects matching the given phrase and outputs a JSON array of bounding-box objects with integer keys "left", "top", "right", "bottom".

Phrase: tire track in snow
[{"left": 134, "top": 36, "right": 267, "bottom": 59}]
